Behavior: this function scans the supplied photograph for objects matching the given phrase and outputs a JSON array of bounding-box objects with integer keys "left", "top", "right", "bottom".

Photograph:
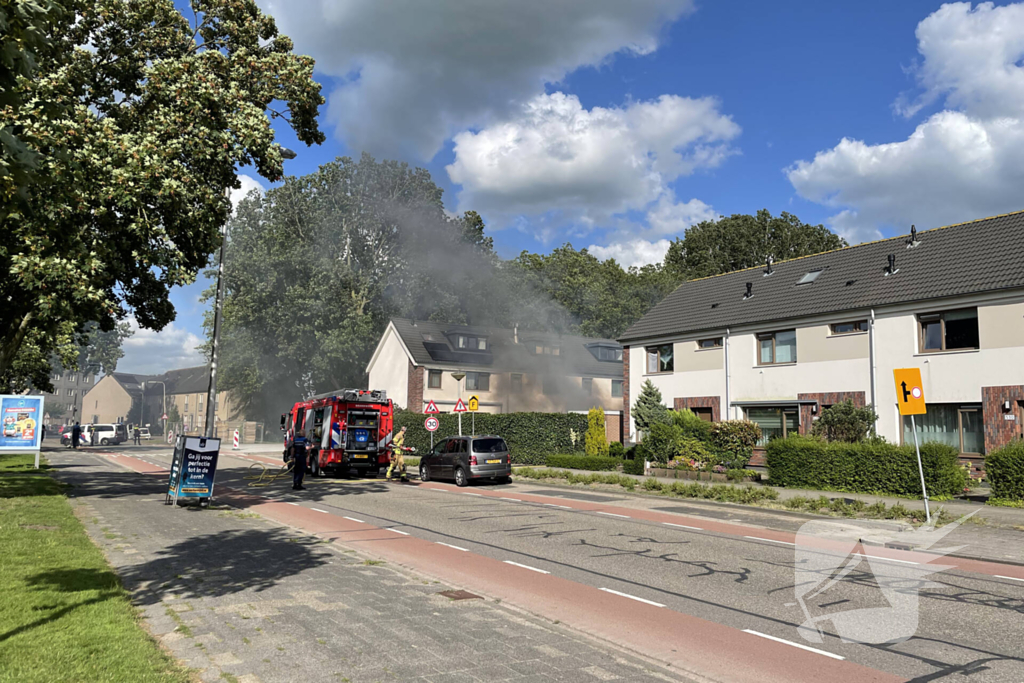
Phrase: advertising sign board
[
  {"left": 0, "top": 395, "right": 45, "bottom": 465},
  {"left": 167, "top": 436, "right": 221, "bottom": 505}
]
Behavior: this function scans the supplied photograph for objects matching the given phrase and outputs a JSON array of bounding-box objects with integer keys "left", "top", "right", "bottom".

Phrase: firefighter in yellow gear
[{"left": 386, "top": 426, "right": 409, "bottom": 482}]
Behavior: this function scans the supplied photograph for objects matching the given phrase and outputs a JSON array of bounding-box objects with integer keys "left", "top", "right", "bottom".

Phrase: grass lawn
[{"left": 0, "top": 453, "right": 191, "bottom": 683}]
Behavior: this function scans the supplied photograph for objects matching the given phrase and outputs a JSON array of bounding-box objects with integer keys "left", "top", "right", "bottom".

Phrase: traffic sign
[
  {"left": 161, "top": 413, "right": 168, "bottom": 420},
  {"left": 424, "top": 416, "right": 439, "bottom": 432},
  {"left": 893, "top": 368, "right": 926, "bottom": 415},
  {"left": 424, "top": 400, "right": 440, "bottom": 415},
  {"left": 468, "top": 395, "right": 479, "bottom": 412},
  {"left": 453, "top": 398, "right": 468, "bottom": 413}
]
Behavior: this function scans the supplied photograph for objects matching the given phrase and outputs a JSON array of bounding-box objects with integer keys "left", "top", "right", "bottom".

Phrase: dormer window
[
  {"left": 534, "top": 345, "right": 559, "bottom": 356},
  {"left": 455, "top": 335, "right": 487, "bottom": 351}
]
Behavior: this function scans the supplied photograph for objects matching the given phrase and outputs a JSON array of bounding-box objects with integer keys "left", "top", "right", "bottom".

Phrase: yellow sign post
[
  {"left": 893, "top": 368, "right": 930, "bottom": 522},
  {"left": 468, "top": 396, "right": 479, "bottom": 435}
]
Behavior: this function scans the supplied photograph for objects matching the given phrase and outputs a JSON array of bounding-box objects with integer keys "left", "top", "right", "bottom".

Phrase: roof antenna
[
  {"left": 907, "top": 224, "right": 919, "bottom": 248},
  {"left": 885, "top": 254, "right": 899, "bottom": 276},
  {"left": 764, "top": 256, "right": 774, "bottom": 276},
  {"left": 744, "top": 282, "right": 753, "bottom": 299}
]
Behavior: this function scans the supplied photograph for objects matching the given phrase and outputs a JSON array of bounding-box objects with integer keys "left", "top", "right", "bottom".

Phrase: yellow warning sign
[
  {"left": 893, "top": 368, "right": 927, "bottom": 415},
  {"left": 468, "top": 395, "right": 479, "bottom": 412}
]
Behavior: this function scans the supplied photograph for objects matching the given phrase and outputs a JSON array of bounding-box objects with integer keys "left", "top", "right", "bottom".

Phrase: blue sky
[{"left": 123, "top": 1, "right": 1024, "bottom": 373}]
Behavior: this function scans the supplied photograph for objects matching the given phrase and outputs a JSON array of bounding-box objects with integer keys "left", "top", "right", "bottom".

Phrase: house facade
[
  {"left": 367, "top": 319, "right": 625, "bottom": 440},
  {"left": 35, "top": 366, "right": 97, "bottom": 426},
  {"left": 620, "top": 212, "right": 1024, "bottom": 472}
]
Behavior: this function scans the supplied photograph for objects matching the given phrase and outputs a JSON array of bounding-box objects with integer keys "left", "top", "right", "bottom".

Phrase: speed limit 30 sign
[{"left": 424, "top": 416, "right": 439, "bottom": 432}]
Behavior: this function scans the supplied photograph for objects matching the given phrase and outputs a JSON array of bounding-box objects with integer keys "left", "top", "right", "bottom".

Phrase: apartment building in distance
[
  {"left": 619, "top": 211, "right": 1024, "bottom": 472},
  {"left": 367, "top": 318, "right": 625, "bottom": 440},
  {"left": 35, "top": 367, "right": 97, "bottom": 426}
]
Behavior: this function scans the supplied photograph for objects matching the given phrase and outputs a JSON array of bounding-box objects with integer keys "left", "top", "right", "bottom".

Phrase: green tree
[
  {"left": 811, "top": 400, "right": 879, "bottom": 443},
  {"left": 0, "top": 0, "right": 325, "bottom": 380},
  {"left": 585, "top": 407, "right": 608, "bottom": 457},
  {"left": 633, "top": 380, "right": 671, "bottom": 434},
  {"left": 664, "top": 210, "right": 847, "bottom": 281}
]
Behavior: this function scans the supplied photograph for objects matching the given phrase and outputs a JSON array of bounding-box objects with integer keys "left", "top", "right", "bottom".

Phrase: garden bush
[
  {"left": 811, "top": 400, "right": 879, "bottom": 442},
  {"left": 608, "top": 441, "right": 625, "bottom": 458},
  {"left": 393, "top": 411, "right": 587, "bottom": 465},
  {"left": 673, "top": 409, "right": 712, "bottom": 441},
  {"left": 585, "top": 407, "right": 609, "bottom": 456},
  {"left": 643, "top": 422, "right": 682, "bottom": 464},
  {"left": 765, "top": 436, "right": 967, "bottom": 498},
  {"left": 985, "top": 440, "right": 1024, "bottom": 502},
  {"left": 622, "top": 457, "right": 645, "bottom": 475},
  {"left": 708, "top": 420, "right": 761, "bottom": 468},
  {"left": 546, "top": 454, "right": 622, "bottom": 471}
]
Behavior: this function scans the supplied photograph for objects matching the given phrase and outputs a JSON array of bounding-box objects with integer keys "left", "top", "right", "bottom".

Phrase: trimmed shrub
[
  {"left": 986, "top": 440, "right": 1024, "bottom": 502},
  {"left": 675, "top": 436, "right": 716, "bottom": 468},
  {"left": 644, "top": 422, "right": 683, "bottom": 464},
  {"left": 585, "top": 407, "right": 609, "bottom": 457},
  {"left": 393, "top": 411, "right": 587, "bottom": 466},
  {"left": 622, "top": 457, "right": 645, "bottom": 475},
  {"left": 811, "top": 400, "right": 879, "bottom": 442},
  {"left": 708, "top": 420, "right": 761, "bottom": 468},
  {"left": 608, "top": 441, "right": 625, "bottom": 458},
  {"left": 673, "top": 409, "right": 712, "bottom": 441},
  {"left": 766, "top": 436, "right": 967, "bottom": 498},
  {"left": 546, "top": 454, "right": 622, "bottom": 471}
]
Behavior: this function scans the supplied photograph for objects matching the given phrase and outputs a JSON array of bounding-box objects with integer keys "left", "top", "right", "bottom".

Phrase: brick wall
[
  {"left": 797, "top": 391, "right": 866, "bottom": 435},
  {"left": 407, "top": 362, "right": 424, "bottom": 414},
  {"left": 622, "top": 346, "right": 631, "bottom": 443},
  {"left": 672, "top": 396, "right": 721, "bottom": 422},
  {"left": 982, "top": 384, "right": 1024, "bottom": 454},
  {"left": 605, "top": 412, "right": 623, "bottom": 444}
]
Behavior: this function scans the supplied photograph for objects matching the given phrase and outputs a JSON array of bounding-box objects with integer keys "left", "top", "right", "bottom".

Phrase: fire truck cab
[{"left": 281, "top": 389, "right": 395, "bottom": 478}]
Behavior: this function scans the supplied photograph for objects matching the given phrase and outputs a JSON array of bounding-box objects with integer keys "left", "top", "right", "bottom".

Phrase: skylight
[{"left": 797, "top": 270, "right": 823, "bottom": 285}]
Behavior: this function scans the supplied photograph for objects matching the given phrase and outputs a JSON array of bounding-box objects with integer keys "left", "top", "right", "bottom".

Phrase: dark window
[
  {"left": 510, "top": 373, "right": 523, "bottom": 393},
  {"left": 757, "top": 330, "right": 797, "bottom": 365},
  {"left": 697, "top": 338, "right": 722, "bottom": 349},
  {"left": 466, "top": 372, "right": 490, "bottom": 392},
  {"left": 646, "top": 344, "right": 674, "bottom": 373},
  {"left": 611, "top": 380, "right": 623, "bottom": 398},
  {"left": 918, "top": 308, "right": 979, "bottom": 352},
  {"left": 903, "top": 404, "right": 984, "bottom": 454},
  {"left": 472, "top": 438, "right": 508, "bottom": 453},
  {"left": 692, "top": 407, "right": 714, "bottom": 421},
  {"left": 581, "top": 377, "right": 593, "bottom": 394},
  {"left": 597, "top": 347, "right": 623, "bottom": 361},
  {"left": 830, "top": 321, "right": 868, "bottom": 335},
  {"left": 428, "top": 370, "right": 442, "bottom": 389},
  {"left": 745, "top": 407, "right": 799, "bottom": 446},
  {"left": 457, "top": 439, "right": 468, "bottom": 453}
]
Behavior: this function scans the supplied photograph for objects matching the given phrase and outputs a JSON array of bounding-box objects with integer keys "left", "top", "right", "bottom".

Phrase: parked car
[
  {"left": 86, "top": 423, "right": 128, "bottom": 446},
  {"left": 137, "top": 427, "right": 151, "bottom": 440},
  {"left": 418, "top": 435, "right": 512, "bottom": 486}
]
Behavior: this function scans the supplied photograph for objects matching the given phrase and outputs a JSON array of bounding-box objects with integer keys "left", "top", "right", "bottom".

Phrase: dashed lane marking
[
  {"left": 544, "top": 504, "right": 571, "bottom": 509},
  {"left": 596, "top": 511, "right": 629, "bottom": 519},
  {"left": 504, "top": 561, "right": 550, "bottom": 574},
  {"left": 995, "top": 575, "right": 1024, "bottom": 582},
  {"left": 664, "top": 523, "right": 702, "bottom": 530},
  {"left": 742, "top": 630, "right": 845, "bottom": 661},
  {"left": 853, "top": 553, "right": 918, "bottom": 566},
  {"left": 599, "top": 588, "right": 665, "bottom": 607},
  {"left": 310, "top": 508, "right": 329, "bottom": 514},
  {"left": 744, "top": 536, "right": 796, "bottom": 546},
  {"left": 500, "top": 498, "right": 521, "bottom": 502},
  {"left": 437, "top": 542, "right": 469, "bottom": 552},
  {"left": 387, "top": 528, "right": 410, "bottom": 535},
  {"left": 343, "top": 516, "right": 364, "bottom": 523}
]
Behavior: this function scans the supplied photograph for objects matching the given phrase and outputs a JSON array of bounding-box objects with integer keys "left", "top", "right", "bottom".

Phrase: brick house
[{"left": 619, "top": 211, "right": 1024, "bottom": 472}]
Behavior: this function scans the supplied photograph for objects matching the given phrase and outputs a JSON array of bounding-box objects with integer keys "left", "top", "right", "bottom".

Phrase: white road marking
[
  {"left": 387, "top": 528, "right": 410, "bottom": 536},
  {"left": 343, "top": 516, "right": 364, "bottom": 523},
  {"left": 996, "top": 575, "right": 1024, "bottom": 582},
  {"left": 463, "top": 492, "right": 484, "bottom": 496},
  {"left": 503, "top": 561, "right": 550, "bottom": 574},
  {"left": 287, "top": 502, "right": 301, "bottom": 506},
  {"left": 545, "top": 504, "right": 571, "bottom": 509},
  {"left": 437, "top": 542, "right": 469, "bottom": 552},
  {"left": 597, "top": 511, "right": 629, "bottom": 518},
  {"left": 311, "top": 508, "right": 329, "bottom": 513},
  {"left": 742, "top": 630, "right": 845, "bottom": 660},
  {"left": 744, "top": 536, "right": 796, "bottom": 546},
  {"left": 501, "top": 498, "right": 521, "bottom": 502},
  {"left": 599, "top": 588, "right": 665, "bottom": 607},
  {"left": 853, "top": 553, "right": 918, "bottom": 566},
  {"left": 664, "top": 523, "right": 702, "bottom": 530}
]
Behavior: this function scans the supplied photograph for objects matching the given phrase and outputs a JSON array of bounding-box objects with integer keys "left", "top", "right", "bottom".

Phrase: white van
[{"left": 88, "top": 423, "right": 128, "bottom": 446}]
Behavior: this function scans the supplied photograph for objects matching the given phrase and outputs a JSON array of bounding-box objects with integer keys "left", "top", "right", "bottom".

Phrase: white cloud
[
  {"left": 587, "top": 238, "right": 672, "bottom": 268},
  {"left": 117, "top": 319, "right": 205, "bottom": 376},
  {"left": 788, "top": 1, "right": 1024, "bottom": 242},
  {"left": 447, "top": 92, "right": 738, "bottom": 226},
  {"left": 230, "top": 174, "right": 264, "bottom": 211},
  {"left": 256, "top": 0, "right": 694, "bottom": 159},
  {"left": 645, "top": 193, "right": 718, "bottom": 236}
]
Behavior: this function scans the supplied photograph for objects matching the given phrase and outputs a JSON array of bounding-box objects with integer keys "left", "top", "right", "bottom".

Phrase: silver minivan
[{"left": 419, "top": 435, "right": 512, "bottom": 486}]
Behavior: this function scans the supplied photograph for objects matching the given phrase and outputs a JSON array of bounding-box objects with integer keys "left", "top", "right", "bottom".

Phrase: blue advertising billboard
[
  {"left": 167, "top": 436, "right": 221, "bottom": 503},
  {"left": 0, "top": 395, "right": 45, "bottom": 452}
]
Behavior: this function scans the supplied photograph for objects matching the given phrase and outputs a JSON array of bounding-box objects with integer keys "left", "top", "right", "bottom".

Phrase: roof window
[{"left": 796, "top": 270, "right": 822, "bottom": 285}]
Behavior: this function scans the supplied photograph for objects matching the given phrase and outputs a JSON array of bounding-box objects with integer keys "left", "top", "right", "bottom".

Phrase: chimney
[
  {"left": 764, "top": 256, "right": 774, "bottom": 276},
  {"left": 744, "top": 282, "right": 753, "bottom": 299},
  {"left": 886, "top": 254, "right": 898, "bottom": 275}
]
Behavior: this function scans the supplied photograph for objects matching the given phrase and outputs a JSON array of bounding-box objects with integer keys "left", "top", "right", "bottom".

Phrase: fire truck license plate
[
  {"left": 487, "top": 459, "right": 500, "bottom": 464},
  {"left": 353, "top": 454, "right": 368, "bottom": 459}
]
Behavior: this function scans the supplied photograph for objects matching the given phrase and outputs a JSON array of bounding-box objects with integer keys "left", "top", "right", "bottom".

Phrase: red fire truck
[{"left": 281, "top": 389, "right": 395, "bottom": 478}]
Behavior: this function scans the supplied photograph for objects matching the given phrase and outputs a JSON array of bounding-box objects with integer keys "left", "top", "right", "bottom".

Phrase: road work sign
[
  {"left": 424, "top": 416, "right": 439, "bottom": 432},
  {"left": 468, "top": 396, "right": 479, "bottom": 412},
  {"left": 453, "top": 398, "right": 467, "bottom": 413},
  {"left": 894, "top": 368, "right": 926, "bottom": 415},
  {"left": 424, "top": 400, "right": 439, "bottom": 414}
]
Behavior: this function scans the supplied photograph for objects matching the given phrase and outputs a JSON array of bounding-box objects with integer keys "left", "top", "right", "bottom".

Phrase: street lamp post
[{"left": 205, "top": 148, "right": 296, "bottom": 439}]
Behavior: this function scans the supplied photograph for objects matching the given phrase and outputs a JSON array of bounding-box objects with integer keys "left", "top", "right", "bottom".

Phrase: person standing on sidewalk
[
  {"left": 133, "top": 427, "right": 141, "bottom": 446},
  {"left": 290, "top": 430, "right": 309, "bottom": 491},
  {"left": 71, "top": 422, "right": 81, "bottom": 449}
]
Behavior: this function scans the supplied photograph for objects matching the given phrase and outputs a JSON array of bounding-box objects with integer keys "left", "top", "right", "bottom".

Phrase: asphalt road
[{"left": 110, "top": 446, "right": 1024, "bottom": 682}]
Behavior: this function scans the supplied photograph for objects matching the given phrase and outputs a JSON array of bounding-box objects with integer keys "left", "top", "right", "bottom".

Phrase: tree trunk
[{"left": 0, "top": 310, "right": 33, "bottom": 378}]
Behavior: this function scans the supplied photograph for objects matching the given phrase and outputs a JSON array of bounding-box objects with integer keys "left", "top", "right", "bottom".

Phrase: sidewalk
[{"left": 48, "top": 449, "right": 690, "bottom": 683}]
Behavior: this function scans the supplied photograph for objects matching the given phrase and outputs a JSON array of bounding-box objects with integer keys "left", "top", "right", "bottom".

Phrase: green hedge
[
  {"left": 765, "top": 436, "right": 967, "bottom": 498},
  {"left": 393, "top": 411, "right": 587, "bottom": 466},
  {"left": 622, "top": 457, "right": 645, "bottom": 475},
  {"left": 986, "top": 440, "right": 1024, "bottom": 502},
  {"left": 546, "top": 454, "right": 622, "bottom": 471}
]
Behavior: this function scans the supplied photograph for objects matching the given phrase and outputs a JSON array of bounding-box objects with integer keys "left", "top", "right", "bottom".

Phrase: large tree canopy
[
  {"left": 0, "top": 0, "right": 324, "bottom": 383},
  {"left": 664, "top": 209, "right": 848, "bottom": 281}
]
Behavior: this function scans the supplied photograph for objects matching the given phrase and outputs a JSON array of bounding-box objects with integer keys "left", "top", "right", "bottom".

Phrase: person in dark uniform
[
  {"left": 290, "top": 430, "right": 308, "bottom": 491},
  {"left": 71, "top": 422, "right": 81, "bottom": 449},
  {"left": 133, "top": 427, "right": 141, "bottom": 445}
]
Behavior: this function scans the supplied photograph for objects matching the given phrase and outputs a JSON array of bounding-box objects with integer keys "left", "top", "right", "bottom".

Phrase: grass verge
[
  {"left": 0, "top": 453, "right": 191, "bottom": 683},
  {"left": 516, "top": 467, "right": 963, "bottom": 526}
]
